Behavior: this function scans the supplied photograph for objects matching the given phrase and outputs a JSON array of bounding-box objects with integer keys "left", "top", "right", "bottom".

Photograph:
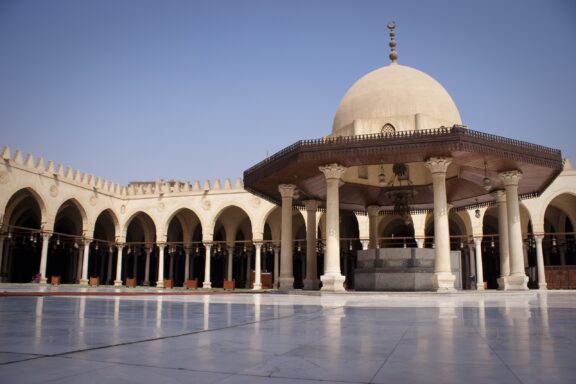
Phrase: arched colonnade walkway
[{"left": 2, "top": 185, "right": 576, "bottom": 290}]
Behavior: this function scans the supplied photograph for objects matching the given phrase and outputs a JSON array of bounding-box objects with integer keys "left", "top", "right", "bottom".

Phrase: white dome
[{"left": 332, "top": 63, "right": 462, "bottom": 136}]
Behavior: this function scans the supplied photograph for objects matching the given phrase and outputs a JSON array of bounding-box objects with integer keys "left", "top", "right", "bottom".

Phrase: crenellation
[
  {"left": 13, "top": 149, "right": 23, "bottom": 164},
  {"left": 36, "top": 156, "right": 45, "bottom": 171},
  {"left": 56, "top": 164, "right": 64, "bottom": 177},
  {"left": 46, "top": 161, "right": 55, "bottom": 175},
  {"left": 64, "top": 166, "right": 73, "bottom": 179},
  {"left": 1, "top": 146, "right": 10, "bottom": 161},
  {"left": 213, "top": 179, "right": 222, "bottom": 190},
  {"left": 203, "top": 180, "right": 211, "bottom": 191},
  {"left": 193, "top": 180, "right": 201, "bottom": 191},
  {"left": 73, "top": 170, "right": 81, "bottom": 182},
  {"left": 24, "top": 153, "right": 34, "bottom": 167},
  {"left": 234, "top": 177, "right": 243, "bottom": 189},
  {"left": 224, "top": 178, "right": 232, "bottom": 189}
]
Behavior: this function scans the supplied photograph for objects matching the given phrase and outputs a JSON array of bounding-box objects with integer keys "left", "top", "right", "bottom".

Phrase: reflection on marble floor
[{"left": 0, "top": 289, "right": 575, "bottom": 383}]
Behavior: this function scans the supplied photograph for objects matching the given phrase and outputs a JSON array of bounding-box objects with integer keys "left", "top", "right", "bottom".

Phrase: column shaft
[
  {"left": 367, "top": 205, "right": 380, "bottom": 249},
  {"left": 495, "top": 190, "right": 510, "bottom": 289},
  {"left": 39, "top": 234, "right": 50, "bottom": 284},
  {"left": 184, "top": 249, "right": 191, "bottom": 281},
  {"left": 144, "top": 248, "right": 151, "bottom": 286},
  {"left": 535, "top": 235, "right": 547, "bottom": 290},
  {"left": 273, "top": 246, "right": 279, "bottom": 288},
  {"left": 253, "top": 243, "right": 262, "bottom": 290},
  {"left": 156, "top": 244, "right": 165, "bottom": 288},
  {"left": 80, "top": 241, "right": 91, "bottom": 285},
  {"left": 114, "top": 245, "right": 124, "bottom": 287},
  {"left": 227, "top": 246, "right": 234, "bottom": 281},
  {"left": 425, "top": 157, "right": 455, "bottom": 291},
  {"left": 203, "top": 244, "right": 212, "bottom": 288},
  {"left": 278, "top": 184, "right": 295, "bottom": 290},
  {"left": 474, "top": 237, "right": 484, "bottom": 290},
  {"left": 499, "top": 171, "right": 528, "bottom": 290},
  {"left": 319, "top": 164, "right": 346, "bottom": 292},
  {"left": 303, "top": 200, "right": 319, "bottom": 290}
]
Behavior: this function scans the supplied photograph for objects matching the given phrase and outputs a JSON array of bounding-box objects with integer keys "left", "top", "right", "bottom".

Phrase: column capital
[
  {"left": 533, "top": 234, "right": 544, "bottom": 241},
  {"left": 367, "top": 205, "right": 380, "bottom": 216},
  {"left": 492, "top": 189, "right": 507, "bottom": 202},
  {"left": 319, "top": 163, "right": 347, "bottom": 180},
  {"left": 425, "top": 157, "right": 452, "bottom": 174},
  {"left": 157, "top": 242, "right": 167, "bottom": 249},
  {"left": 303, "top": 199, "right": 320, "bottom": 211},
  {"left": 499, "top": 170, "right": 523, "bottom": 186},
  {"left": 278, "top": 184, "right": 296, "bottom": 198},
  {"left": 473, "top": 236, "right": 483, "bottom": 244}
]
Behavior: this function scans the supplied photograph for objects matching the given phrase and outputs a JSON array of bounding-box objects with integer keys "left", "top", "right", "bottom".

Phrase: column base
[
  {"left": 497, "top": 275, "right": 529, "bottom": 290},
  {"left": 320, "top": 273, "right": 346, "bottom": 292},
  {"left": 156, "top": 280, "right": 164, "bottom": 288},
  {"left": 202, "top": 281, "right": 212, "bottom": 289},
  {"left": 79, "top": 279, "right": 89, "bottom": 286},
  {"left": 278, "top": 277, "right": 294, "bottom": 290},
  {"left": 40, "top": 277, "right": 48, "bottom": 285},
  {"left": 538, "top": 282, "right": 548, "bottom": 290},
  {"left": 252, "top": 283, "right": 262, "bottom": 290},
  {"left": 433, "top": 272, "right": 456, "bottom": 292},
  {"left": 142, "top": 281, "right": 150, "bottom": 286},
  {"left": 303, "top": 278, "right": 320, "bottom": 290},
  {"left": 113, "top": 280, "right": 123, "bottom": 287}
]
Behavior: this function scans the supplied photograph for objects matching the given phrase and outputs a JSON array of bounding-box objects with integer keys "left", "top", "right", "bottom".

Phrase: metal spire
[{"left": 387, "top": 21, "right": 398, "bottom": 63}]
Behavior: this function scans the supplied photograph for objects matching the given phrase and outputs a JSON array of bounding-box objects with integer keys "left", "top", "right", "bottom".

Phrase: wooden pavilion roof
[{"left": 243, "top": 126, "right": 563, "bottom": 212}]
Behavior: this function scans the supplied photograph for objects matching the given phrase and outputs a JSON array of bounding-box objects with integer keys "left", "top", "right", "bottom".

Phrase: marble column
[
  {"left": 203, "top": 243, "right": 212, "bottom": 288},
  {"left": 360, "top": 240, "right": 369, "bottom": 250},
  {"left": 303, "top": 200, "right": 320, "bottom": 290},
  {"left": 246, "top": 248, "right": 252, "bottom": 288},
  {"left": 474, "top": 237, "right": 484, "bottom": 290},
  {"left": 253, "top": 242, "right": 262, "bottom": 290},
  {"left": 534, "top": 235, "right": 547, "bottom": 290},
  {"left": 107, "top": 247, "right": 114, "bottom": 284},
  {"left": 80, "top": 240, "right": 91, "bottom": 286},
  {"left": 415, "top": 238, "right": 425, "bottom": 249},
  {"left": 143, "top": 247, "right": 151, "bottom": 286},
  {"left": 113, "top": 244, "right": 124, "bottom": 287},
  {"left": 39, "top": 233, "right": 50, "bottom": 284},
  {"left": 425, "top": 157, "right": 455, "bottom": 291},
  {"left": 319, "top": 164, "right": 347, "bottom": 292},
  {"left": 227, "top": 246, "right": 234, "bottom": 281},
  {"left": 273, "top": 246, "right": 279, "bottom": 289},
  {"left": 499, "top": 170, "right": 528, "bottom": 290},
  {"left": 0, "top": 235, "right": 5, "bottom": 282},
  {"left": 156, "top": 243, "right": 166, "bottom": 288},
  {"left": 278, "top": 184, "right": 296, "bottom": 290},
  {"left": 169, "top": 249, "right": 174, "bottom": 279},
  {"left": 184, "top": 248, "right": 191, "bottom": 281},
  {"left": 494, "top": 190, "right": 511, "bottom": 289},
  {"left": 367, "top": 205, "right": 380, "bottom": 249}
]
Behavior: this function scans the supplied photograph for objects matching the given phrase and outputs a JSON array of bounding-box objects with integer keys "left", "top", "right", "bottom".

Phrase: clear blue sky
[{"left": 1, "top": 0, "right": 575, "bottom": 185}]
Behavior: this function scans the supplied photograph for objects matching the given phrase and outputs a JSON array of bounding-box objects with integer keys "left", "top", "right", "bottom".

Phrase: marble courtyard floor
[{"left": 0, "top": 285, "right": 575, "bottom": 384}]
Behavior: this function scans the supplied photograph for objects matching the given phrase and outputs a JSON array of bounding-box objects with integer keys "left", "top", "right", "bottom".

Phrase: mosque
[{"left": 1, "top": 25, "right": 575, "bottom": 291}]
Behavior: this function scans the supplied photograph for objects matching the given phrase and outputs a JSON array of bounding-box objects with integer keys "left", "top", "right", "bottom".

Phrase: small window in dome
[{"left": 382, "top": 123, "right": 396, "bottom": 135}]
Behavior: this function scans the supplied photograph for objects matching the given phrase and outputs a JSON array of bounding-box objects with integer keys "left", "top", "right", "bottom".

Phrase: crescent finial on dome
[{"left": 387, "top": 21, "right": 398, "bottom": 64}]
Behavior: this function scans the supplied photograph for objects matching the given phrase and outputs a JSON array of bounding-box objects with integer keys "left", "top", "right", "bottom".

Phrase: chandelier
[{"left": 385, "top": 163, "right": 416, "bottom": 225}]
